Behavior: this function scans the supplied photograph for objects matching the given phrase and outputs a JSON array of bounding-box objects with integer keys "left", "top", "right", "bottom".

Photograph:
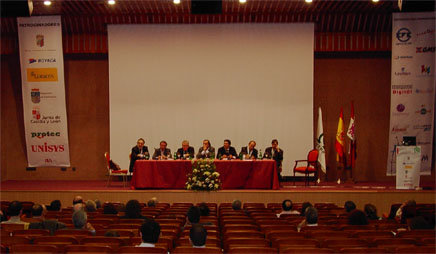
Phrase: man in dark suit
[
  {"left": 129, "top": 138, "right": 149, "bottom": 172},
  {"left": 152, "top": 140, "right": 172, "bottom": 160},
  {"left": 263, "top": 139, "right": 284, "bottom": 180},
  {"left": 176, "top": 140, "right": 195, "bottom": 159},
  {"left": 217, "top": 139, "right": 237, "bottom": 160},
  {"left": 196, "top": 139, "right": 215, "bottom": 159},
  {"left": 239, "top": 140, "right": 258, "bottom": 160}
]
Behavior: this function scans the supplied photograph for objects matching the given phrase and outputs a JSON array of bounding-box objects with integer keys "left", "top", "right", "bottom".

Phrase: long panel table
[{"left": 131, "top": 159, "right": 279, "bottom": 190}]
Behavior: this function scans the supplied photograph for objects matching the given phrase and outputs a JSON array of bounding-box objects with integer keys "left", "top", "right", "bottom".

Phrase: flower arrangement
[{"left": 185, "top": 159, "right": 221, "bottom": 191}]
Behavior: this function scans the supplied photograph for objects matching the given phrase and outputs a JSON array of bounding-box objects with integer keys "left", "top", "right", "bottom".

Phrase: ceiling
[{"left": 1, "top": 0, "right": 399, "bottom": 34}]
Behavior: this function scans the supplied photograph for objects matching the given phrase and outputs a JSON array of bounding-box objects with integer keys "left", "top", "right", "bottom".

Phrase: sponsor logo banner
[
  {"left": 388, "top": 12, "right": 435, "bottom": 176},
  {"left": 17, "top": 16, "right": 70, "bottom": 167}
]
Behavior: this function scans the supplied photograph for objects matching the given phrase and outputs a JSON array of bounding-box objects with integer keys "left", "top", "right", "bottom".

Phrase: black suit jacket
[
  {"left": 176, "top": 147, "right": 195, "bottom": 159},
  {"left": 263, "top": 147, "right": 284, "bottom": 169},
  {"left": 239, "top": 146, "right": 258, "bottom": 159},
  {"left": 217, "top": 146, "right": 237, "bottom": 159},
  {"left": 196, "top": 147, "right": 216, "bottom": 159},
  {"left": 152, "top": 148, "right": 172, "bottom": 160},
  {"left": 129, "top": 146, "right": 149, "bottom": 172}
]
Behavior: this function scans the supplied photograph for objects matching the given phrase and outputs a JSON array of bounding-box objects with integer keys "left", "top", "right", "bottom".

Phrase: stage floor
[{"left": 1, "top": 180, "right": 435, "bottom": 215}]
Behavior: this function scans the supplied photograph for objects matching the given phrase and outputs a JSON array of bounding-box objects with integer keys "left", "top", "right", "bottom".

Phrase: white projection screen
[{"left": 108, "top": 24, "right": 314, "bottom": 176}]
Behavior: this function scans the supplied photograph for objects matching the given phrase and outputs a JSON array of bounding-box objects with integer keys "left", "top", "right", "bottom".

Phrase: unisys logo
[{"left": 31, "top": 142, "right": 65, "bottom": 152}]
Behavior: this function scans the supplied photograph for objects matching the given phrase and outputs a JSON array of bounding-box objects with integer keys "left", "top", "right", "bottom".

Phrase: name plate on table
[{"left": 396, "top": 146, "right": 421, "bottom": 190}]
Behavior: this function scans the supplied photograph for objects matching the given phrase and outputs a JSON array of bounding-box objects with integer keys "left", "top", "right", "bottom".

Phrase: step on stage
[{"left": 1, "top": 180, "right": 435, "bottom": 215}]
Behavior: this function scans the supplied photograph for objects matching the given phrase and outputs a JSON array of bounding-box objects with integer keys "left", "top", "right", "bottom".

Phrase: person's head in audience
[
  {"left": 7, "top": 201, "right": 22, "bottom": 217},
  {"left": 140, "top": 220, "right": 161, "bottom": 245},
  {"left": 364, "top": 204, "right": 379, "bottom": 220},
  {"left": 401, "top": 204, "right": 417, "bottom": 224},
  {"left": 94, "top": 199, "right": 102, "bottom": 209},
  {"left": 117, "top": 203, "right": 126, "bottom": 213},
  {"left": 85, "top": 200, "right": 97, "bottom": 212},
  {"left": 72, "top": 210, "right": 88, "bottom": 229},
  {"left": 232, "top": 200, "right": 242, "bottom": 211},
  {"left": 147, "top": 199, "right": 156, "bottom": 208},
  {"left": 348, "top": 210, "right": 368, "bottom": 225},
  {"left": 104, "top": 230, "right": 120, "bottom": 237},
  {"left": 199, "top": 203, "right": 210, "bottom": 216},
  {"left": 48, "top": 200, "right": 61, "bottom": 211},
  {"left": 125, "top": 199, "right": 142, "bottom": 218},
  {"left": 31, "top": 204, "right": 47, "bottom": 218},
  {"left": 305, "top": 207, "right": 318, "bottom": 225},
  {"left": 103, "top": 203, "right": 118, "bottom": 215},
  {"left": 282, "top": 199, "right": 293, "bottom": 211},
  {"left": 73, "top": 203, "right": 84, "bottom": 212},
  {"left": 344, "top": 201, "right": 356, "bottom": 213},
  {"left": 190, "top": 224, "right": 207, "bottom": 248},
  {"left": 301, "top": 202, "right": 312, "bottom": 216},
  {"left": 73, "top": 196, "right": 83, "bottom": 205},
  {"left": 224, "top": 139, "right": 231, "bottom": 149},
  {"left": 187, "top": 206, "right": 201, "bottom": 224}
]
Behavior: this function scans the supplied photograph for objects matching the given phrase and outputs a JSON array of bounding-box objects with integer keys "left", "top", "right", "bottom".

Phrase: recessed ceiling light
[
  {"left": 372, "top": 0, "right": 379, "bottom": 2},
  {"left": 305, "top": 0, "right": 312, "bottom": 3},
  {"left": 43, "top": 1, "right": 51, "bottom": 6},
  {"left": 239, "top": 0, "right": 247, "bottom": 4},
  {"left": 108, "top": 0, "right": 116, "bottom": 5},
  {"left": 174, "top": 0, "right": 181, "bottom": 4}
]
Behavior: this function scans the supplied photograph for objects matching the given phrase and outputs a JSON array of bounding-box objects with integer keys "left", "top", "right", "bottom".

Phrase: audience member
[
  {"left": 122, "top": 200, "right": 146, "bottom": 219},
  {"left": 190, "top": 224, "right": 207, "bottom": 248},
  {"left": 47, "top": 200, "right": 61, "bottom": 211},
  {"left": 277, "top": 199, "right": 300, "bottom": 218},
  {"left": 232, "top": 200, "right": 242, "bottom": 211},
  {"left": 73, "top": 196, "right": 84, "bottom": 205},
  {"left": 300, "top": 202, "right": 313, "bottom": 216},
  {"left": 297, "top": 206, "right": 318, "bottom": 232},
  {"left": 364, "top": 204, "right": 380, "bottom": 220},
  {"left": 1, "top": 201, "right": 28, "bottom": 227},
  {"left": 71, "top": 210, "right": 96, "bottom": 235},
  {"left": 396, "top": 200, "right": 416, "bottom": 221},
  {"left": 94, "top": 199, "right": 102, "bottom": 209},
  {"left": 73, "top": 203, "right": 84, "bottom": 212},
  {"left": 348, "top": 210, "right": 369, "bottom": 225},
  {"left": 28, "top": 204, "right": 66, "bottom": 235},
  {"left": 344, "top": 201, "right": 356, "bottom": 213},
  {"left": 400, "top": 204, "right": 417, "bottom": 224},
  {"left": 0, "top": 210, "right": 6, "bottom": 222},
  {"left": 198, "top": 203, "right": 210, "bottom": 216},
  {"left": 103, "top": 203, "right": 118, "bottom": 215},
  {"left": 147, "top": 199, "right": 156, "bottom": 208},
  {"left": 85, "top": 200, "right": 97, "bottom": 212},
  {"left": 187, "top": 206, "right": 201, "bottom": 224},
  {"left": 104, "top": 230, "right": 120, "bottom": 237},
  {"left": 137, "top": 220, "right": 161, "bottom": 247}
]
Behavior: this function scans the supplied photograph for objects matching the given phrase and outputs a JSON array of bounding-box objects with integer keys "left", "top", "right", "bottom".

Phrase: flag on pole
[
  {"left": 347, "top": 102, "right": 357, "bottom": 169},
  {"left": 335, "top": 107, "right": 346, "bottom": 163},
  {"left": 316, "top": 107, "right": 326, "bottom": 173}
]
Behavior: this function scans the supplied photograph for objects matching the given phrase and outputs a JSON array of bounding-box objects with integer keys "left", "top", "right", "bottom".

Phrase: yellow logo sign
[{"left": 27, "top": 68, "right": 58, "bottom": 82}]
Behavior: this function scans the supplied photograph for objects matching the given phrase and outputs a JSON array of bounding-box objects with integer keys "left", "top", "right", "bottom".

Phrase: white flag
[{"left": 316, "top": 107, "right": 326, "bottom": 173}]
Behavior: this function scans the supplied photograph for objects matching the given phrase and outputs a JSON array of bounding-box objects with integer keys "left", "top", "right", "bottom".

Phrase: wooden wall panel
[{"left": 1, "top": 55, "right": 434, "bottom": 181}]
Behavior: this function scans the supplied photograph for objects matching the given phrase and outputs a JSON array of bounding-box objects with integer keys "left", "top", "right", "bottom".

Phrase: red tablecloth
[{"left": 131, "top": 159, "right": 279, "bottom": 190}]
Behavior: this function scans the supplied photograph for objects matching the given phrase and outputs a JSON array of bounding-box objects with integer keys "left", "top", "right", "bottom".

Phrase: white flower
[
  {"left": 205, "top": 178, "right": 210, "bottom": 183},
  {"left": 212, "top": 172, "right": 220, "bottom": 177},
  {"left": 192, "top": 176, "right": 197, "bottom": 182},
  {"left": 204, "top": 171, "right": 211, "bottom": 176},
  {"left": 214, "top": 184, "right": 219, "bottom": 189},
  {"left": 208, "top": 183, "right": 213, "bottom": 188}
]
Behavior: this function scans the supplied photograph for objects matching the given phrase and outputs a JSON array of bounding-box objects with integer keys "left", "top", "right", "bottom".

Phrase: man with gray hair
[
  {"left": 176, "top": 140, "right": 195, "bottom": 159},
  {"left": 232, "top": 200, "right": 242, "bottom": 211},
  {"left": 297, "top": 207, "right": 318, "bottom": 232},
  {"left": 85, "top": 200, "right": 97, "bottom": 212},
  {"left": 71, "top": 210, "right": 96, "bottom": 235}
]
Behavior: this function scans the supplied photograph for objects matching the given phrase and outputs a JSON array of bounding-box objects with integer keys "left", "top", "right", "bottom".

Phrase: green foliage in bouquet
[{"left": 185, "top": 159, "right": 221, "bottom": 191}]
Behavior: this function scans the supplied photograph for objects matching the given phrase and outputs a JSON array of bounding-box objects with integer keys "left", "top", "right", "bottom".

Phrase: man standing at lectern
[
  {"left": 264, "top": 139, "right": 283, "bottom": 180},
  {"left": 129, "top": 138, "right": 149, "bottom": 172}
]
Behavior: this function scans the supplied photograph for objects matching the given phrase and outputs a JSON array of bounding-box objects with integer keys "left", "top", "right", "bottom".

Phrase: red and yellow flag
[{"left": 335, "top": 108, "right": 346, "bottom": 163}]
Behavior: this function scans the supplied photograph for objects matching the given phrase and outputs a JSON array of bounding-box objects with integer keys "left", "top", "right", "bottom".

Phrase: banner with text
[
  {"left": 17, "top": 16, "right": 70, "bottom": 167},
  {"left": 387, "top": 12, "right": 435, "bottom": 176}
]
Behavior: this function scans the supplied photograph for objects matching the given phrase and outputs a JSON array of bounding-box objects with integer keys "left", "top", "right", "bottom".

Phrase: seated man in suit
[
  {"left": 129, "top": 138, "right": 149, "bottom": 173},
  {"left": 217, "top": 139, "right": 237, "bottom": 160},
  {"left": 263, "top": 139, "right": 283, "bottom": 180},
  {"left": 176, "top": 140, "right": 195, "bottom": 160},
  {"left": 152, "top": 140, "right": 172, "bottom": 160},
  {"left": 239, "top": 140, "right": 258, "bottom": 160},
  {"left": 196, "top": 139, "right": 215, "bottom": 159}
]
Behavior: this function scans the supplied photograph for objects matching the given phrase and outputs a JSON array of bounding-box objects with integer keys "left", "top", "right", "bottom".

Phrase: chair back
[
  {"left": 307, "top": 149, "right": 319, "bottom": 167},
  {"left": 104, "top": 152, "right": 111, "bottom": 172}
]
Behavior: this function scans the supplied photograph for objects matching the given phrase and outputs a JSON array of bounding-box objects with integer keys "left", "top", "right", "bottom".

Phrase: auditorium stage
[{"left": 1, "top": 180, "right": 435, "bottom": 215}]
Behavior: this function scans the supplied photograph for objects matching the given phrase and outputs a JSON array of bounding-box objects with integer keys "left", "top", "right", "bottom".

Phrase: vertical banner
[
  {"left": 17, "top": 16, "right": 70, "bottom": 167},
  {"left": 387, "top": 12, "right": 435, "bottom": 176},
  {"left": 396, "top": 146, "right": 421, "bottom": 189}
]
